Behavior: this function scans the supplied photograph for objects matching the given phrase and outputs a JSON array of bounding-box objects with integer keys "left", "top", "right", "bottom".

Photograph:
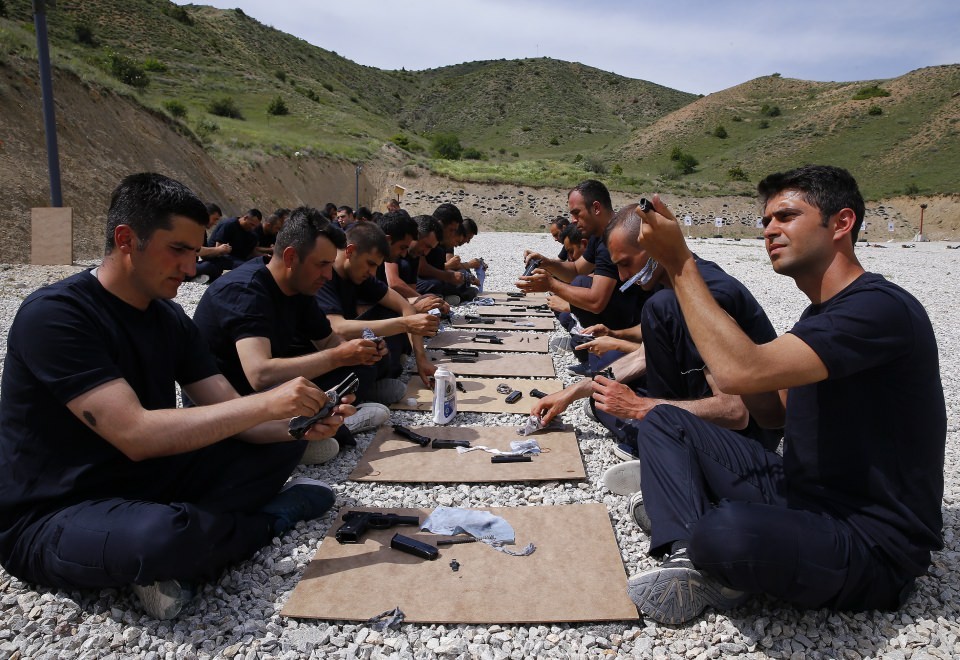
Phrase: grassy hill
[{"left": 1, "top": 0, "right": 957, "bottom": 200}]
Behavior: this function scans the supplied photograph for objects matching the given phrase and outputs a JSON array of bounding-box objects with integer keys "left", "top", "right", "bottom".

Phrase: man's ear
[
  {"left": 281, "top": 245, "right": 298, "bottom": 268},
  {"left": 344, "top": 243, "right": 356, "bottom": 260},
  {"left": 115, "top": 225, "right": 136, "bottom": 253},
  {"left": 832, "top": 208, "right": 858, "bottom": 242}
]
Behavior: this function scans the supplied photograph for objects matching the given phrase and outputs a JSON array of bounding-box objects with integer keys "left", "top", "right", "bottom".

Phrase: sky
[{"left": 175, "top": 0, "right": 960, "bottom": 95}]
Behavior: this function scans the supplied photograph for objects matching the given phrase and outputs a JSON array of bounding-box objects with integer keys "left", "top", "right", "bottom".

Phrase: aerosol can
[{"left": 432, "top": 366, "right": 457, "bottom": 425}]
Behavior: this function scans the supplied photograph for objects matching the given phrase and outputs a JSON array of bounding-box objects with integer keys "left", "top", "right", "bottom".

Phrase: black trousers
[
  {"left": 5, "top": 438, "right": 304, "bottom": 590},
  {"left": 634, "top": 405, "right": 915, "bottom": 611}
]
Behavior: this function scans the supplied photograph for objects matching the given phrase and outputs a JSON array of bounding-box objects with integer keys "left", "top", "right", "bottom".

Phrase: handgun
[
  {"left": 505, "top": 390, "right": 522, "bottom": 404},
  {"left": 474, "top": 334, "right": 503, "bottom": 344},
  {"left": 392, "top": 424, "right": 431, "bottom": 447},
  {"left": 522, "top": 257, "right": 542, "bottom": 278},
  {"left": 442, "top": 347, "right": 480, "bottom": 357},
  {"left": 288, "top": 372, "right": 360, "bottom": 439},
  {"left": 336, "top": 511, "right": 420, "bottom": 544},
  {"left": 464, "top": 315, "right": 494, "bottom": 325},
  {"left": 431, "top": 438, "right": 471, "bottom": 449},
  {"left": 530, "top": 388, "right": 548, "bottom": 399}
]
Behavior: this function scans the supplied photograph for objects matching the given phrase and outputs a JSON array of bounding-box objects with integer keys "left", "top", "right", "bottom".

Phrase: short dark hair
[
  {"left": 463, "top": 217, "right": 478, "bottom": 236},
  {"left": 570, "top": 179, "right": 613, "bottom": 213},
  {"left": 265, "top": 208, "right": 290, "bottom": 228},
  {"left": 377, "top": 210, "right": 417, "bottom": 243},
  {"left": 105, "top": 172, "right": 207, "bottom": 254},
  {"left": 604, "top": 203, "right": 641, "bottom": 245},
  {"left": 415, "top": 214, "right": 442, "bottom": 241},
  {"left": 245, "top": 208, "right": 263, "bottom": 220},
  {"left": 274, "top": 206, "right": 346, "bottom": 260},
  {"left": 561, "top": 223, "right": 584, "bottom": 245},
  {"left": 338, "top": 205, "right": 354, "bottom": 216},
  {"left": 356, "top": 206, "right": 373, "bottom": 222},
  {"left": 433, "top": 202, "right": 463, "bottom": 227},
  {"left": 346, "top": 221, "right": 390, "bottom": 258},
  {"left": 205, "top": 202, "right": 222, "bottom": 216},
  {"left": 551, "top": 216, "right": 570, "bottom": 230},
  {"left": 758, "top": 165, "right": 865, "bottom": 244},
  {"left": 323, "top": 202, "right": 338, "bottom": 219}
]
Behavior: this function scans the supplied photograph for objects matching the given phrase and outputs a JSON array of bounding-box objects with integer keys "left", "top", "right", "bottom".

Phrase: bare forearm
[
  {"left": 549, "top": 277, "right": 612, "bottom": 313},
  {"left": 243, "top": 350, "right": 346, "bottom": 391},
  {"left": 331, "top": 316, "right": 408, "bottom": 339},
  {"left": 651, "top": 394, "right": 749, "bottom": 429},
  {"left": 419, "top": 260, "right": 456, "bottom": 284},
  {"left": 610, "top": 350, "right": 646, "bottom": 383},
  {"left": 541, "top": 257, "right": 579, "bottom": 283}
]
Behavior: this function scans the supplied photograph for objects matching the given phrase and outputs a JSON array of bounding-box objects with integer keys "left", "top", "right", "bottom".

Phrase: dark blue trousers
[
  {"left": 635, "top": 405, "right": 914, "bottom": 611},
  {"left": 5, "top": 438, "right": 304, "bottom": 590}
]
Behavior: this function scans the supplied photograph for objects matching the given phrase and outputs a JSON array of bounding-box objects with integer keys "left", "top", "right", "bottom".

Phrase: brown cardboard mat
[
  {"left": 391, "top": 377, "right": 563, "bottom": 414},
  {"left": 427, "top": 330, "right": 549, "bottom": 353},
  {"left": 349, "top": 424, "right": 584, "bottom": 482},
  {"left": 451, "top": 316, "right": 556, "bottom": 332},
  {"left": 281, "top": 503, "right": 639, "bottom": 623},
  {"left": 427, "top": 350, "right": 555, "bottom": 377},
  {"left": 476, "top": 305, "right": 553, "bottom": 317}
]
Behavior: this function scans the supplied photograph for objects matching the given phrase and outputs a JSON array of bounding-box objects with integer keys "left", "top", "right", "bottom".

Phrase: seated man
[
  {"left": 418, "top": 203, "right": 477, "bottom": 305},
  {"left": 254, "top": 207, "right": 290, "bottom": 256},
  {"left": 316, "top": 222, "right": 439, "bottom": 399},
  {"left": 533, "top": 204, "right": 780, "bottom": 475},
  {"left": 190, "top": 201, "right": 231, "bottom": 283},
  {"left": 193, "top": 207, "right": 392, "bottom": 462},
  {"left": 208, "top": 208, "right": 262, "bottom": 269},
  {"left": 336, "top": 205, "right": 355, "bottom": 230},
  {"left": 548, "top": 223, "right": 591, "bottom": 331},
  {"left": 548, "top": 215, "right": 570, "bottom": 261},
  {"left": 622, "top": 166, "right": 945, "bottom": 625},
  {"left": 377, "top": 211, "right": 447, "bottom": 315},
  {"left": 0, "top": 173, "right": 354, "bottom": 621}
]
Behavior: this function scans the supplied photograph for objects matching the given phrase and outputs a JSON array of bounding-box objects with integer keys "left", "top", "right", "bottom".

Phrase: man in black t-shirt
[
  {"left": 316, "top": 222, "right": 439, "bottom": 395},
  {"left": 377, "top": 212, "right": 447, "bottom": 315},
  {"left": 193, "top": 207, "right": 391, "bottom": 457},
  {"left": 208, "top": 209, "right": 262, "bottom": 268},
  {"left": 253, "top": 208, "right": 289, "bottom": 256},
  {"left": 622, "top": 166, "right": 946, "bottom": 626},
  {"left": 417, "top": 203, "right": 478, "bottom": 304},
  {"left": 0, "top": 174, "right": 354, "bottom": 621}
]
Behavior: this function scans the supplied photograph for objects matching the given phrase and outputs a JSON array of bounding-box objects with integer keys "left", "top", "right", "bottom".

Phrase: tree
[
  {"left": 431, "top": 133, "right": 463, "bottom": 160},
  {"left": 267, "top": 96, "right": 289, "bottom": 116}
]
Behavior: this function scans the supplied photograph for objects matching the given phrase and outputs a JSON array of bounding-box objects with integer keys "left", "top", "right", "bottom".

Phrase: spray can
[{"left": 432, "top": 366, "right": 457, "bottom": 424}]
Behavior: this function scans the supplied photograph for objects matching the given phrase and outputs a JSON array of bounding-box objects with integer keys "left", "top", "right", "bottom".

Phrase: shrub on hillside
[
  {"left": 163, "top": 100, "right": 188, "bottom": 119},
  {"left": 143, "top": 57, "right": 167, "bottom": 73},
  {"left": 391, "top": 134, "right": 412, "bottom": 150},
  {"left": 611, "top": 164, "right": 623, "bottom": 176},
  {"left": 275, "top": 70, "right": 286, "bottom": 83},
  {"left": 431, "top": 133, "right": 463, "bottom": 160},
  {"left": 868, "top": 105, "right": 883, "bottom": 116},
  {"left": 671, "top": 150, "right": 698, "bottom": 175},
  {"left": 731, "top": 115, "right": 742, "bottom": 122},
  {"left": 267, "top": 96, "right": 289, "bottom": 116},
  {"left": 583, "top": 156, "right": 607, "bottom": 175},
  {"left": 728, "top": 165, "right": 749, "bottom": 182},
  {"left": 549, "top": 137, "right": 559, "bottom": 145},
  {"left": 853, "top": 85, "right": 890, "bottom": 100},
  {"left": 208, "top": 96, "right": 243, "bottom": 119},
  {"left": 462, "top": 147, "right": 483, "bottom": 160},
  {"left": 760, "top": 104, "right": 781, "bottom": 117},
  {"left": 322, "top": 82, "right": 333, "bottom": 92},
  {"left": 713, "top": 124, "right": 728, "bottom": 139},
  {"left": 194, "top": 118, "right": 220, "bottom": 142},
  {"left": 0, "top": 0, "right": 7, "bottom": 18},
  {"left": 74, "top": 22, "right": 96, "bottom": 46},
  {"left": 106, "top": 50, "right": 148, "bottom": 88},
  {"left": 758, "top": 119, "right": 770, "bottom": 129},
  {"left": 162, "top": 4, "right": 194, "bottom": 25}
]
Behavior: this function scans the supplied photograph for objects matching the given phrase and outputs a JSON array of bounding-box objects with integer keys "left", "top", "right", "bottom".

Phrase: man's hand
[
  {"left": 582, "top": 324, "right": 612, "bottom": 338},
  {"left": 636, "top": 195, "right": 692, "bottom": 274},
  {"left": 334, "top": 338, "right": 383, "bottom": 366},
  {"left": 530, "top": 389, "right": 573, "bottom": 425},
  {"left": 301, "top": 395, "right": 357, "bottom": 440},
  {"left": 449, "top": 270, "right": 465, "bottom": 286},
  {"left": 516, "top": 269, "right": 552, "bottom": 293},
  {"left": 264, "top": 376, "right": 329, "bottom": 420},
  {"left": 546, "top": 294, "right": 570, "bottom": 313},
  {"left": 413, "top": 294, "right": 444, "bottom": 314},
  {"left": 579, "top": 336, "right": 640, "bottom": 357},
  {"left": 523, "top": 249, "right": 545, "bottom": 264},
  {"left": 404, "top": 313, "right": 440, "bottom": 336},
  {"left": 446, "top": 255, "right": 463, "bottom": 269},
  {"left": 591, "top": 375, "right": 658, "bottom": 421},
  {"left": 417, "top": 357, "right": 438, "bottom": 388},
  {"left": 214, "top": 242, "right": 232, "bottom": 256}
]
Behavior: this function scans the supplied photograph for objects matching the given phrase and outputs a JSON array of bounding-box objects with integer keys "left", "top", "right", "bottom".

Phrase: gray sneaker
[
  {"left": 549, "top": 335, "right": 573, "bottom": 353},
  {"left": 443, "top": 295, "right": 461, "bottom": 306},
  {"left": 261, "top": 477, "right": 336, "bottom": 536},
  {"left": 628, "top": 490, "right": 651, "bottom": 533},
  {"left": 299, "top": 437, "right": 340, "bottom": 465},
  {"left": 601, "top": 460, "right": 643, "bottom": 495},
  {"left": 627, "top": 547, "right": 748, "bottom": 625},
  {"left": 132, "top": 579, "right": 195, "bottom": 620},
  {"left": 345, "top": 402, "right": 391, "bottom": 434},
  {"left": 583, "top": 397, "right": 598, "bottom": 422},
  {"left": 371, "top": 378, "right": 407, "bottom": 405}
]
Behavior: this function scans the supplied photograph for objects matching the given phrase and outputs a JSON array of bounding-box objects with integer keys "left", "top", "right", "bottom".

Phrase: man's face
[
  {"left": 762, "top": 189, "right": 834, "bottom": 277},
  {"left": 563, "top": 236, "right": 587, "bottom": 262},
  {"left": 238, "top": 214, "right": 261, "bottom": 232},
  {"left": 410, "top": 231, "right": 439, "bottom": 259},
  {"left": 337, "top": 210, "right": 353, "bottom": 225},
  {"left": 550, "top": 224, "right": 563, "bottom": 242},
  {"left": 207, "top": 211, "right": 222, "bottom": 229},
  {"left": 388, "top": 234, "right": 415, "bottom": 261},
  {"left": 441, "top": 221, "right": 460, "bottom": 247},
  {"left": 290, "top": 236, "right": 337, "bottom": 295},
  {"left": 387, "top": 200, "right": 400, "bottom": 213},
  {"left": 607, "top": 227, "right": 663, "bottom": 290},
  {"left": 568, "top": 191, "right": 601, "bottom": 238},
  {"left": 127, "top": 215, "right": 205, "bottom": 303},
  {"left": 345, "top": 246, "right": 384, "bottom": 284}
]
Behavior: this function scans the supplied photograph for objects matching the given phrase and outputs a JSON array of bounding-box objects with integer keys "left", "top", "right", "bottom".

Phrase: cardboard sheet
[
  {"left": 427, "top": 330, "right": 549, "bottom": 353},
  {"left": 426, "top": 350, "right": 555, "bottom": 377},
  {"left": 476, "top": 305, "right": 553, "bottom": 317},
  {"left": 391, "top": 377, "right": 563, "bottom": 414},
  {"left": 349, "top": 425, "right": 584, "bottom": 482},
  {"left": 451, "top": 316, "right": 555, "bottom": 332},
  {"left": 281, "top": 504, "right": 639, "bottom": 623}
]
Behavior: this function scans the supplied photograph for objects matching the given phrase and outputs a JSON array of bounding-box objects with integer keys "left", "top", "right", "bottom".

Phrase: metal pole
[
  {"left": 33, "top": 0, "right": 62, "bottom": 207},
  {"left": 355, "top": 164, "right": 362, "bottom": 210},
  {"left": 919, "top": 204, "right": 927, "bottom": 237}
]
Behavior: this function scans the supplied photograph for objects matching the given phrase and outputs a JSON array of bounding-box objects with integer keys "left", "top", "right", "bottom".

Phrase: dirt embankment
[{"left": 3, "top": 60, "right": 957, "bottom": 264}]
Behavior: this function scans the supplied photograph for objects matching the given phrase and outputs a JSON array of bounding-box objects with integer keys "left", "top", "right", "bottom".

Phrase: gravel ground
[{"left": 1, "top": 232, "right": 959, "bottom": 659}]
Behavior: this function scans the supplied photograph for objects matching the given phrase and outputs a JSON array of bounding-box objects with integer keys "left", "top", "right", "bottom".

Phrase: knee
[{"left": 689, "top": 502, "right": 763, "bottom": 567}]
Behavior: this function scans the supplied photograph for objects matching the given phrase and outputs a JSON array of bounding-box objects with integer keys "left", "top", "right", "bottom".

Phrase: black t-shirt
[
  {"left": 254, "top": 226, "right": 276, "bottom": 249},
  {"left": 424, "top": 245, "right": 447, "bottom": 271},
  {"left": 557, "top": 245, "right": 569, "bottom": 261},
  {"left": 193, "top": 258, "right": 333, "bottom": 395},
  {"left": 0, "top": 271, "right": 218, "bottom": 558},
  {"left": 785, "top": 273, "right": 945, "bottom": 577},
  {"left": 209, "top": 217, "right": 258, "bottom": 260},
  {"left": 315, "top": 268, "right": 389, "bottom": 320},
  {"left": 581, "top": 235, "right": 618, "bottom": 280},
  {"left": 397, "top": 255, "right": 419, "bottom": 285}
]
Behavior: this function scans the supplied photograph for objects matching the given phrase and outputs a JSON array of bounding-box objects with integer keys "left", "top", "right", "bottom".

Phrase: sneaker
[
  {"left": 601, "top": 460, "right": 643, "bottom": 495},
  {"left": 345, "top": 402, "right": 391, "bottom": 434},
  {"left": 299, "top": 437, "right": 340, "bottom": 465},
  {"left": 443, "top": 295, "right": 461, "bottom": 306},
  {"left": 132, "top": 579, "right": 195, "bottom": 620},
  {"left": 627, "top": 547, "right": 748, "bottom": 625},
  {"left": 583, "top": 397, "right": 598, "bottom": 422},
  {"left": 567, "top": 363, "right": 593, "bottom": 377},
  {"left": 629, "top": 490, "right": 651, "bottom": 533},
  {"left": 611, "top": 441, "right": 639, "bottom": 462},
  {"left": 260, "top": 477, "right": 336, "bottom": 536},
  {"left": 371, "top": 378, "right": 407, "bottom": 405},
  {"left": 549, "top": 335, "right": 573, "bottom": 352}
]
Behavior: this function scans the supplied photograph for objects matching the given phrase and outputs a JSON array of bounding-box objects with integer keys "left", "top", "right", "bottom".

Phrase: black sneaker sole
[{"left": 627, "top": 565, "right": 747, "bottom": 625}]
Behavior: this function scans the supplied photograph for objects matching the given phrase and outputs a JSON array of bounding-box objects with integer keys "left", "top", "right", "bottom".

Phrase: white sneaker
[
  {"left": 629, "top": 490, "right": 651, "bottom": 533},
  {"left": 549, "top": 335, "right": 573, "bottom": 352},
  {"left": 189, "top": 274, "right": 210, "bottom": 284},
  {"left": 132, "top": 579, "right": 195, "bottom": 620},
  {"left": 601, "top": 460, "right": 643, "bottom": 495},
  {"left": 299, "top": 437, "right": 340, "bottom": 465},
  {"left": 345, "top": 402, "right": 390, "bottom": 434}
]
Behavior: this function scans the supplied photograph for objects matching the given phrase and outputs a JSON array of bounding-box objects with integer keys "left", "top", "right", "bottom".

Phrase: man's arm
[
  {"left": 637, "top": 196, "right": 828, "bottom": 395},
  {"left": 521, "top": 273, "right": 616, "bottom": 314},
  {"left": 234, "top": 335, "right": 382, "bottom": 392},
  {"left": 374, "top": 288, "right": 439, "bottom": 386},
  {"left": 384, "top": 261, "right": 419, "bottom": 298},
  {"left": 418, "top": 256, "right": 462, "bottom": 285},
  {"left": 519, "top": 251, "right": 590, "bottom": 284},
  {"left": 66, "top": 374, "right": 340, "bottom": 461}
]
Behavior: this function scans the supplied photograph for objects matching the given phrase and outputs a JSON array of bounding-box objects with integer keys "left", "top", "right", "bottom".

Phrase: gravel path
[{"left": 1, "top": 233, "right": 959, "bottom": 659}]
